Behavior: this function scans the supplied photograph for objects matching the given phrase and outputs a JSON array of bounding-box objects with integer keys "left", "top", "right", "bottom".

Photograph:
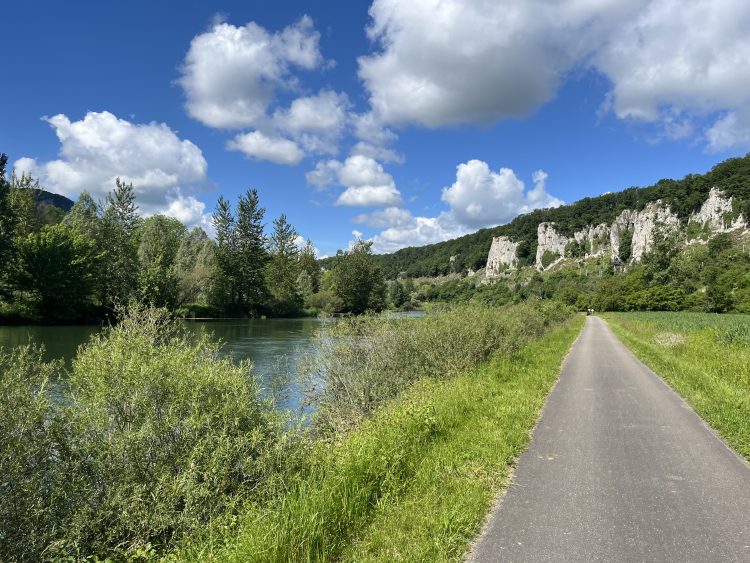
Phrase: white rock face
[
  {"left": 610, "top": 203, "right": 678, "bottom": 263},
  {"left": 486, "top": 236, "right": 519, "bottom": 276},
  {"left": 536, "top": 223, "right": 569, "bottom": 270},
  {"left": 574, "top": 223, "right": 610, "bottom": 258},
  {"left": 631, "top": 202, "right": 679, "bottom": 262},
  {"left": 690, "top": 187, "right": 745, "bottom": 233}
]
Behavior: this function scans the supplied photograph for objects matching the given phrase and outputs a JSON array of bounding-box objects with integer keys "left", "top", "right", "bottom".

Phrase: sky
[{"left": 2, "top": 0, "right": 750, "bottom": 257}]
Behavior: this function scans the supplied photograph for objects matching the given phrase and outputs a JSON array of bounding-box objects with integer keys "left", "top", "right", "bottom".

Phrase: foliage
[
  {"left": 0, "top": 306, "right": 292, "bottom": 560},
  {"left": 266, "top": 214, "right": 303, "bottom": 316},
  {"left": 10, "top": 224, "right": 101, "bottom": 319},
  {"left": 358, "top": 153, "right": 750, "bottom": 279},
  {"left": 179, "top": 309, "right": 580, "bottom": 562},
  {"left": 0, "top": 346, "right": 70, "bottom": 561},
  {"left": 541, "top": 250, "right": 559, "bottom": 269},
  {"left": 330, "top": 239, "right": 387, "bottom": 314},
  {"left": 306, "top": 301, "right": 572, "bottom": 433}
]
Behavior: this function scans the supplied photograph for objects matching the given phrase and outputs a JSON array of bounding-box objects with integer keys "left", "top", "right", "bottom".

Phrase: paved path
[{"left": 469, "top": 316, "right": 750, "bottom": 562}]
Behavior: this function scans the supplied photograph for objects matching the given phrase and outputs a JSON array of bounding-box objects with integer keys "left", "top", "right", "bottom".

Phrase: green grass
[
  {"left": 603, "top": 312, "right": 750, "bottom": 460},
  {"left": 178, "top": 315, "right": 584, "bottom": 562}
]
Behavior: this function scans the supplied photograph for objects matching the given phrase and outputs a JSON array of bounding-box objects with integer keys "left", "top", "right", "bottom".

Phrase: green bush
[
  {"left": 0, "top": 347, "right": 71, "bottom": 561},
  {"left": 0, "top": 305, "right": 294, "bottom": 560},
  {"left": 305, "top": 301, "right": 572, "bottom": 433}
]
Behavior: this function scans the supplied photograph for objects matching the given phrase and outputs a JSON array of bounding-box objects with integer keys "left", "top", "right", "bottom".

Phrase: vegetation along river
[{"left": 0, "top": 312, "right": 424, "bottom": 415}]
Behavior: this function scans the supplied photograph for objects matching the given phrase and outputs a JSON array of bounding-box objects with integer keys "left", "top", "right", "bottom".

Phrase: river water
[
  {"left": 0, "top": 312, "right": 424, "bottom": 414},
  {"left": 0, "top": 318, "right": 327, "bottom": 414}
]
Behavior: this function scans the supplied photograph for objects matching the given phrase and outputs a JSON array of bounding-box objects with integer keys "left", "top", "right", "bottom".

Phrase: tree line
[{"left": 0, "top": 153, "right": 387, "bottom": 322}]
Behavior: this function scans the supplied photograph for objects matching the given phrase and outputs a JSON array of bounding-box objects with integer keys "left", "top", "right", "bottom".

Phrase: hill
[{"left": 360, "top": 154, "right": 750, "bottom": 279}]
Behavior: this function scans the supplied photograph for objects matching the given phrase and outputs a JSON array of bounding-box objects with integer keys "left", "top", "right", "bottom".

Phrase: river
[
  {"left": 0, "top": 312, "right": 424, "bottom": 415},
  {"left": 0, "top": 318, "right": 326, "bottom": 415}
]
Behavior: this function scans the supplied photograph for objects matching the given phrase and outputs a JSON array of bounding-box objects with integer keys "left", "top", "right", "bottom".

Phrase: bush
[
  {"left": 304, "top": 301, "right": 572, "bottom": 433},
  {"left": 0, "top": 305, "right": 294, "bottom": 560}
]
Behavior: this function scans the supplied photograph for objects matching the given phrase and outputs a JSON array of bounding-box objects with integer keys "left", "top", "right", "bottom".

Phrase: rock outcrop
[
  {"left": 690, "top": 187, "right": 744, "bottom": 233},
  {"left": 486, "top": 236, "right": 519, "bottom": 276},
  {"left": 573, "top": 224, "right": 610, "bottom": 258},
  {"left": 630, "top": 202, "right": 680, "bottom": 262},
  {"left": 536, "top": 223, "right": 569, "bottom": 270},
  {"left": 485, "top": 189, "right": 747, "bottom": 277}
]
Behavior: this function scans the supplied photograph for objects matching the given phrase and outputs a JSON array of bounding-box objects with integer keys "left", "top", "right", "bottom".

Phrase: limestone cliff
[
  {"left": 487, "top": 188, "right": 746, "bottom": 277},
  {"left": 535, "top": 223, "right": 569, "bottom": 270},
  {"left": 486, "top": 236, "right": 519, "bottom": 276},
  {"left": 689, "top": 187, "right": 744, "bottom": 234}
]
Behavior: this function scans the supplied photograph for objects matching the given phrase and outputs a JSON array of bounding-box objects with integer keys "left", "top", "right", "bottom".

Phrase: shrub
[
  {"left": 304, "top": 302, "right": 572, "bottom": 433},
  {"left": 0, "top": 305, "right": 294, "bottom": 560}
]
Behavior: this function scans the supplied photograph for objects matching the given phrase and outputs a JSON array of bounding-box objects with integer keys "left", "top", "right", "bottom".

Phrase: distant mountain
[
  {"left": 362, "top": 153, "right": 750, "bottom": 279},
  {"left": 34, "top": 189, "right": 74, "bottom": 212}
]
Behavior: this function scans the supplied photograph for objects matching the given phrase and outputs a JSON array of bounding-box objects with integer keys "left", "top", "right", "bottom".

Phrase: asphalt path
[{"left": 469, "top": 315, "right": 750, "bottom": 562}]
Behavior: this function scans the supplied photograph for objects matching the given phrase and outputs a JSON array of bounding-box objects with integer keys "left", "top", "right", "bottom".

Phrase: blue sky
[{"left": 2, "top": 0, "right": 750, "bottom": 256}]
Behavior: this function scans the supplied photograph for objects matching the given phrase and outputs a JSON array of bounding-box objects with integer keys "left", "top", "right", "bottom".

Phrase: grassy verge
[
  {"left": 603, "top": 312, "right": 750, "bottom": 460},
  {"left": 179, "top": 314, "right": 584, "bottom": 561}
]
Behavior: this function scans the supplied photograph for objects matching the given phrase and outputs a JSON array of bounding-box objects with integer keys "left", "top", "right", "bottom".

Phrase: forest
[
  {"left": 0, "top": 153, "right": 387, "bottom": 323},
  {"left": 364, "top": 153, "right": 750, "bottom": 278}
]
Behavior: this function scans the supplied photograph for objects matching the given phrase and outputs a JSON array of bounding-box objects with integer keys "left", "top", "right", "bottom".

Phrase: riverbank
[
  {"left": 603, "top": 312, "right": 750, "bottom": 461},
  {"left": 177, "top": 310, "right": 583, "bottom": 561}
]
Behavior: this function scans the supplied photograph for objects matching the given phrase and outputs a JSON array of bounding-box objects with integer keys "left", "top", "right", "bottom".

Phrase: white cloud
[
  {"left": 227, "top": 130, "right": 305, "bottom": 165},
  {"left": 275, "top": 90, "right": 349, "bottom": 135},
  {"left": 15, "top": 111, "right": 210, "bottom": 228},
  {"left": 354, "top": 206, "right": 413, "bottom": 229},
  {"left": 358, "top": 0, "right": 750, "bottom": 148},
  {"left": 595, "top": 0, "right": 750, "bottom": 147},
  {"left": 706, "top": 110, "right": 750, "bottom": 151},
  {"left": 336, "top": 184, "right": 402, "bottom": 207},
  {"left": 442, "top": 160, "right": 562, "bottom": 228},
  {"left": 305, "top": 155, "right": 403, "bottom": 207},
  {"left": 359, "top": 208, "right": 466, "bottom": 254},
  {"left": 178, "top": 16, "right": 323, "bottom": 129},
  {"left": 358, "top": 0, "right": 636, "bottom": 128}
]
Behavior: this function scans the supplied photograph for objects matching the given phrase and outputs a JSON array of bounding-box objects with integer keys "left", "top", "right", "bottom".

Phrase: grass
[
  {"left": 177, "top": 313, "right": 584, "bottom": 561},
  {"left": 603, "top": 312, "right": 750, "bottom": 460}
]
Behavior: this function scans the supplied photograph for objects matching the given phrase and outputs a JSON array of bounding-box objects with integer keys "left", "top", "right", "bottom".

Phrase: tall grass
[
  {"left": 179, "top": 302, "right": 577, "bottom": 561},
  {"left": 604, "top": 312, "right": 750, "bottom": 460},
  {"left": 306, "top": 301, "right": 572, "bottom": 434}
]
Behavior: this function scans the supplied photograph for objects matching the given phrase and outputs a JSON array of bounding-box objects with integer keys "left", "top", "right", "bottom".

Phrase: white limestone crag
[
  {"left": 573, "top": 224, "right": 611, "bottom": 258},
  {"left": 690, "top": 187, "right": 745, "bottom": 233},
  {"left": 486, "top": 236, "right": 519, "bottom": 276},
  {"left": 536, "top": 223, "right": 569, "bottom": 270},
  {"left": 630, "top": 202, "right": 680, "bottom": 262}
]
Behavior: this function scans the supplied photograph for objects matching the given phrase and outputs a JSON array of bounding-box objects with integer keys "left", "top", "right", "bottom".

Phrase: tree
[
  {"left": 298, "top": 239, "right": 321, "bottom": 293},
  {"left": 175, "top": 228, "right": 216, "bottom": 305},
  {"left": 101, "top": 179, "right": 140, "bottom": 308},
  {"left": 389, "top": 280, "right": 407, "bottom": 308},
  {"left": 0, "top": 154, "right": 15, "bottom": 292},
  {"left": 136, "top": 216, "right": 185, "bottom": 308},
  {"left": 10, "top": 225, "right": 100, "bottom": 319},
  {"left": 211, "top": 190, "right": 269, "bottom": 316},
  {"left": 235, "top": 189, "right": 269, "bottom": 315},
  {"left": 266, "top": 214, "right": 302, "bottom": 316},
  {"left": 211, "top": 196, "right": 237, "bottom": 311},
  {"left": 331, "top": 239, "right": 386, "bottom": 314}
]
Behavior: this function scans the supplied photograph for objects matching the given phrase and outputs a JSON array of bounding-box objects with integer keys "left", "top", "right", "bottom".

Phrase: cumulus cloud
[
  {"left": 595, "top": 0, "right": 750, "bottom": 148},
  {"left": 15, "top": 111, "right": 211, "bottom": 228},
  {"left": 358, "top": 0, "right": 750, "bottom": 148},
  {"left": 442, "top": 160, "right": 562, "bottom": 228},
  {"left": 355, "top": 160, "right": 562, "bottom": 252},
  {"left": 358, "top": 0, "right": 637, "bottom": 128},
  {"left": 227, "top": 131, "right": 305, "bottom": 165},
  {"left": 178, "top": 16, "right": 323, "bottom": 129},
  {"left": 306, "top": 155, "right": 403, "bottom": 206},
  {"left": 356, "top": 208, "right": 466, "bottom": 254}
]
